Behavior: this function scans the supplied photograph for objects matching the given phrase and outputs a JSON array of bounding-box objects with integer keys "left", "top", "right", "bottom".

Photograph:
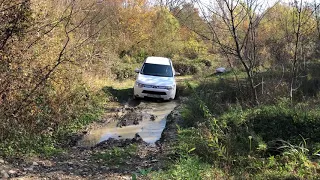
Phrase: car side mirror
[
  {"left": 175, "top": 72, "right": 181, "bottom": 76},
  {"left": 134, "top": 68, "right": 140, "bottom": 73}
]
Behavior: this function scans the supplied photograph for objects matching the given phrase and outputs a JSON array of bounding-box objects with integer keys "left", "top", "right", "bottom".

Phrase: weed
[
  {"left": 152, "top": 155, "right": 227, "bottom": 180},
  {"left": 138, "top": 167, "right": 152, "bottom": 176},
  {"left": 92, "top": 144, "right": 137, "bottom": 166}
]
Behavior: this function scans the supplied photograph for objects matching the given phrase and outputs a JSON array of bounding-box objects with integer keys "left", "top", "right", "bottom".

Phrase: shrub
[
  {"left": 111, "top": 63, "right": 137, "bottom": 80},
  {"left": 173, "top": 61, "right": 200, "bottom": 75},
  {"left": 217, "top": 99, "right": 320, "bottom": 156},
  {"left": 182, "top": 79, "right": 250, "bottom": 128},
  {"left": 182, "top": 78, "right": 320, "bottom": 160},
  {"left": 199, "top": 59, "right": 212, "bottom": 67}
]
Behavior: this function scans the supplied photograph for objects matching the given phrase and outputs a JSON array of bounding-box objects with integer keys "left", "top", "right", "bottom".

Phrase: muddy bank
[{"left": 93, "top": 133, "right": 146, "bottom": 149}]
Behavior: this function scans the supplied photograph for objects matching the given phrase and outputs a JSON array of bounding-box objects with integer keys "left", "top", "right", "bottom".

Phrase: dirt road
[{"left": 1, "top": 99, "right": 182, "bottom": 179}]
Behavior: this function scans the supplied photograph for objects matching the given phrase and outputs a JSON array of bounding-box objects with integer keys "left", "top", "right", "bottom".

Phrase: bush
[
  {"left": 173, "top": 61, "right": 200, "bottom": 75},
  {"left": 111, "top": 63, "right": 137, "bottom": 80},
  {"left": 180, "top": 93, "right": 320, "bottom": 178},
  {"left": 182, "top": 79, "right": 250, "bottom": 128},
  {"left": 199, "top": 59, "right": 212, "bottom": 67},
  {"left": 249, "top": 104, "right": 320, "bottom": 145},
  {"left": 216, "top": 99, "right": 320, "bottom": 156},
  {"left": 168, "top": 67, "right": 320, "bottom": 179},
  {"left": 182, "top": 78, "right": 320, "bottom": 159}
]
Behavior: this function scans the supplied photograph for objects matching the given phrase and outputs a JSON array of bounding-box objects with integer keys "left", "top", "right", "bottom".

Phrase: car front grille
[
  {"left": 143, "top": 85, "right": 167, "bottom": 89},
  {"left": 142, "top": 90, "right": 167, "bottom": 95}
]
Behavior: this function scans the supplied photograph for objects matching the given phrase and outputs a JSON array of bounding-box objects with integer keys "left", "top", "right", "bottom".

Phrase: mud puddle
[{"left": 78, "top": 101, "right": 178, "bottom": 147}]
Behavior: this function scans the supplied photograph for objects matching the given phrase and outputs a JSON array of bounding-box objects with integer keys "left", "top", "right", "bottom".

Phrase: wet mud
[{"left": 77, "top": 100, "right": 178, "bottom": 147}]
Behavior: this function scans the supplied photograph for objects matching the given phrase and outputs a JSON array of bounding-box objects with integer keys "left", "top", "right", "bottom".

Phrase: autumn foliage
[{"left": 0, "top": 0, "right": 320, "bottom": 155}]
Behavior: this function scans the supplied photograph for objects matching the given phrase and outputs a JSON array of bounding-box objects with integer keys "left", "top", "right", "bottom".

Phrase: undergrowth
[
  {"left": 0, "top": 78, "right": 127, "bottom": 157},
  {"left": 0, "top": 93, "right": 105, "bottom": 157},
  {"left": 153, "top": 72, "right": 320, "bottom": 179},
  {"left": 152, "top": 155, "right": 227, "bottom": 180},
  {"left": 92, "top": 144, "right": 138, "bottom": 166}
]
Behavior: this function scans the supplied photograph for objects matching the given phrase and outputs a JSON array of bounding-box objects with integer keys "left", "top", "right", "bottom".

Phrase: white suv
[{"left": 133, "top": 56, "right": 178, "bottom": 100}]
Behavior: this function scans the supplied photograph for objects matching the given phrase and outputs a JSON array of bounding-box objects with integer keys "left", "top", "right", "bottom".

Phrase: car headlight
[
  {"left": 165, "top": 85, "right": 174, "bottom": 90},
  {"left": 136, "top": 82, "right": 144, "bottom": 88}
]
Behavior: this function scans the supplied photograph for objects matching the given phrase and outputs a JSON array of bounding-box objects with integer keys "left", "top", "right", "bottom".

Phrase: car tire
[{"left": 133, "top": 95, "right": 140, "bottom": 100}]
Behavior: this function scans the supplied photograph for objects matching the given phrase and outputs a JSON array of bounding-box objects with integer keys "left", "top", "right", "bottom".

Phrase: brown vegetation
[{"left": 1, "top": 0, "right": 320, "bottom": 157}]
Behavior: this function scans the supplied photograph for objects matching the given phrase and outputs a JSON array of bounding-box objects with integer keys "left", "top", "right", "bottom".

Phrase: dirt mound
[
  {"left": 117, "top": 112, "right": 143, "bottom": 127},
  {"left": 116, "top": 105, "right": 157, "bottom": 127},
  {"left": 93, "top": 133, "right": 145, "bottom": 149}
]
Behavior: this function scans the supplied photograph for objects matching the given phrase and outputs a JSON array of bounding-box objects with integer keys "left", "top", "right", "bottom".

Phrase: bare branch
[{"left": 12, "top": 0, "right": 75, "bottom": 116}]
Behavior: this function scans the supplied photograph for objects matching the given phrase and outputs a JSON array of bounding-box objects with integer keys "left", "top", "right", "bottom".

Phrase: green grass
[
  {"left": 151, "top": 67, "right": 320, "bottom": 179},
  {"left": 92, "top": 144, "right": 138, "bottom": 166},
  {"left": 0, "top": 104, "right": 104, "bottom": 157},
  {"left": 151, "top": 100, "right": 320, "bottom": 179},
  {"left": 0, "top": 134, "right": 64, "bottom": 157},
  {"left": 151, "top": 155, "right": 227, "bottom": 180}
]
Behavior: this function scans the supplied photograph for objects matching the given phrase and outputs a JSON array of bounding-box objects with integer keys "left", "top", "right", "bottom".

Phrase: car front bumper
[{"left": 134, "top": 85, "right": 176, "bottom": 100}]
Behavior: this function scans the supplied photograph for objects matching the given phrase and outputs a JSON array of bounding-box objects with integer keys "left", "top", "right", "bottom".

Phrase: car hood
[{"left": 137, "top": 74, "right": 175, "bottom": 86}]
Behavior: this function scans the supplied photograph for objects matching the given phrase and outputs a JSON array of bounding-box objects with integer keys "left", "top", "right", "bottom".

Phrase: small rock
[
  {"left": 0, "top": 159, "right": 4, "bottom": 164},
  {"left": 39, "top": 161, "right": 53, "bottom": 167},
  {"left": 68, "top": 162, "right": 73, "bottom": 165},
  {"left": 24, "top": 166, "right": 34, "bottom": 171},
  {"left": 32, "top": 162, "right": 39, "bottom": 166},
  {"left": 115, "top": 108, "right": 121, "bottom": 112},
  {"left": 150, "top": 115, "right": 156, "bottom": 121},
  {"left": 117, "top": 112, "right": 123, "bottom": 117},
  {"left": 1, "top": 170, "right": 9, "bottom": 178},
  {"left": 132, "top": 133, "right": 143, "bottom": 143},
  {"left": 8, "top": 170, "right": 17, "bottom": 175}
]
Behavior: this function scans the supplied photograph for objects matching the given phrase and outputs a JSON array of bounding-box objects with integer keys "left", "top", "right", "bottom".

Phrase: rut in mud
[
  {"left": 0, "top": 99, "right": 183, "bottom": 179},
  {"left": 78, "top": 100, "right": 178, "bottom": 147}
]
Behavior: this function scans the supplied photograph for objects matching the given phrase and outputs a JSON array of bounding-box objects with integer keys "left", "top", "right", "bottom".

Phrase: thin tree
[
  {"left": 314, "top": 0, "right": 320, "bottom": 57},
  {"left": 288, "top": 0, "right": 317, "bottom": 101},
  {"left": 196, "top": 0, "right": 275, "bottom": 105}
]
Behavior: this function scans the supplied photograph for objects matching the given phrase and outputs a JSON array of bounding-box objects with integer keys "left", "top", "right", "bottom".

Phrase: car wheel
[{"left": 133, "top": 95, "right": 140, "bottom": 100}]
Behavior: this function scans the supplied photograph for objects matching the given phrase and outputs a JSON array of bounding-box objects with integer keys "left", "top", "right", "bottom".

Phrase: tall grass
[{"left": 161, "top": 69, "right": 320, "bottom": 179}]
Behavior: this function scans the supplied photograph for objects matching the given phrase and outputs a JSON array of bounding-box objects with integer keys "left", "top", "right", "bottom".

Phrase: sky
[
  {"left": 194, "top": 0, "right": 319, "bottom": 15},
  {"left": 196, "top": 0, "right": 318, "bottom": 8}
]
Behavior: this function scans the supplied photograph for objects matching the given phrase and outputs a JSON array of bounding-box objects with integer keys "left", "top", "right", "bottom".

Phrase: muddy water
[{"left": 78, "top": 101, "right": 178, "bottom": 147}]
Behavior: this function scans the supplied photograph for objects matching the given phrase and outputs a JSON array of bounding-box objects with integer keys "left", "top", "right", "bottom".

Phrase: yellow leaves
[{"left": 118, "top": 0, "right": 155, "bottom": 45}]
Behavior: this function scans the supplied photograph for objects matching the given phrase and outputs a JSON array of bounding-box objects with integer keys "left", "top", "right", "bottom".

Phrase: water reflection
[{"left": 78, "top": 101, "right": 177, "bottom": 147}]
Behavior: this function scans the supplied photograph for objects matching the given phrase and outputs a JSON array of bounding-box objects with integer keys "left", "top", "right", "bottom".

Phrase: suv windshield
[{"left": 141, "top": 63, "right": 173, "bottom": 77}]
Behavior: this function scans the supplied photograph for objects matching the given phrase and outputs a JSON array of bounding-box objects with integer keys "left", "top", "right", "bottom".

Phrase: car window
[{"left": 141, "top": 63, "right": 173, "bottom": 77}]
